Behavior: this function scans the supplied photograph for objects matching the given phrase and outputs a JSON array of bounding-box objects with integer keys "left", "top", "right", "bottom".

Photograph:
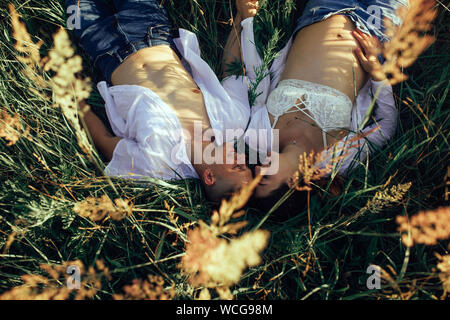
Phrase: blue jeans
[
  {"left": 65, "top": 0, "right": 175, "bottom": 84},
  {"left": 294, "top": 0, "right": 408, "bottom": 44}
]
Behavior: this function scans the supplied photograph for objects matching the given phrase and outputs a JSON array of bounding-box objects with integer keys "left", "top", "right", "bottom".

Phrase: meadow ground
[{"left": 0, "top": 0, "right": 448, "bottom": 300}]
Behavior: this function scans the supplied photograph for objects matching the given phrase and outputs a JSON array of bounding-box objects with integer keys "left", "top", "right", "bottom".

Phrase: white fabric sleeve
[
  {"left": 240, "top": 17, "right": 271, "bottom": 108},
  {"left": 240, "top": 17, "right": 293, "bottom": 105},
  {"left": 322, "top": 79, "right": 398, "bottom": 176},
  {"left": 220, "top": 75, "right": 252, "bottom": 134},
  {"left": 240, "top": 18, "right": 292, "bottom": 154},
  {"left": 104, "top": 137, "right": 144, "bottom": 178},
  {"left": 268, "top": 38, "right": 292, "bottom": 92},
  {"left": 97, "top": 81, "right": 127, "bottom": 138},
  {"left": 221, "top": 75, "right": 251, "bottom": 108}
]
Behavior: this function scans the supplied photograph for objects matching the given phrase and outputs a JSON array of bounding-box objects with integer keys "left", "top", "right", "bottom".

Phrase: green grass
[{"left": 0, "top": 0, "right": 449, "bottom": 299}]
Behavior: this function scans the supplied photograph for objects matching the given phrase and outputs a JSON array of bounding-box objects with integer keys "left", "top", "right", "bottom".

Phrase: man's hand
[
  {"left": 352, "top": 29, "right": 387, "bottom": 82},
  {"left": 236, "top": 0, "right": 259, "bottom": 19}
]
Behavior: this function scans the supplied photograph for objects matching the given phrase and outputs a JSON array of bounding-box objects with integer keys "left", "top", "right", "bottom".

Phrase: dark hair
[
  {"left": 248, "top": 175, "right": 345, "bottom": 221},
  {"left": 248, "top": 184, "right": 308, "bottom": 221}
]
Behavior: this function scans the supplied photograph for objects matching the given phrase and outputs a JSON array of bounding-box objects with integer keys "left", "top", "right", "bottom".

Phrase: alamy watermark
[
  {"left": 366, "top": 265, "right": 381, "bottom": 290},
  {"left": 366, "top": 5, "right": 383, "bottom": 31},
  {"left": 67, "top": 5, "right": 81, "bottom": 30},
  {"left": 66, "top": 265, "right": 81, "bottom": 290}
]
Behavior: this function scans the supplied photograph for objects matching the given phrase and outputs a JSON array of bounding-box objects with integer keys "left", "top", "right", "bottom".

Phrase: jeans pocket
[
  {"left": 93, "top": 50, "right": 122, "bottom": 84},
  {"left": 147, "top": 25, "right": 172, "bottom": 43},
  {"left": 94, "top": 51, "right": 116, "bottom": 66}
]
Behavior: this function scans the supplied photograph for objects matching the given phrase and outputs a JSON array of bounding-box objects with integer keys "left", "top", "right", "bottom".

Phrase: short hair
[
  {"left": 203, "top": 179, "right": 235, "bottom": 204},
  {"left": 249, "top": 184, "right": 307, "bottom": 220}
]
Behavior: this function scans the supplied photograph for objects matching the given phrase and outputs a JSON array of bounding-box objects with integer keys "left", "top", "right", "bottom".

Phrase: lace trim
[{"left": 267, "top": 79, "right": 352, "bottom": 147}]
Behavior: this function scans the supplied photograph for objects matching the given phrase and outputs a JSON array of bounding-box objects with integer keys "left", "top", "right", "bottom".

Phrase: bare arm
[
  {"left": 81, "top": 104, "right": 121, "bottom": 162},
  {"left": 222, "top": 1, "right": 259, "bottom": 78},
  {"left": 222, "top": 13, "right": 244, "bottom": 78}
]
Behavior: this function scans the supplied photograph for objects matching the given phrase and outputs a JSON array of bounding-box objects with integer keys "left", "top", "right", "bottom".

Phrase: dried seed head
[
  {"left": 397, "top": 206, "right": 450, "bottom": 247},
  {"left": 382, "top": 0, "right": 437, "bottom": 85}
]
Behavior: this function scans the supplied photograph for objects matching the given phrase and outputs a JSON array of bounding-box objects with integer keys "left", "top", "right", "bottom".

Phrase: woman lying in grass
[
  {"left": 66, "top": 0, "right": 259, "bottom": 202},
  {"left": 238, "top": 0, "right": 404, "bottom": 200}
]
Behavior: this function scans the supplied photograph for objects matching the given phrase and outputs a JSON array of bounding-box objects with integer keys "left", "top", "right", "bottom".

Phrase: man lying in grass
[{"left": 66, "top": 0, "right": 259, "bottom": 202}]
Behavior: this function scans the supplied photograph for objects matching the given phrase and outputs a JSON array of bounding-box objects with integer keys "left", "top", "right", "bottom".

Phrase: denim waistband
[
  {"left": 293, "top": 0, "right": 407, "bottom": 43},
  {"left": 65, "top": 0, "right": 177, "bottom": 85},
  {"left": 95, "top": 30, "right": 177, "bottom": 85}
]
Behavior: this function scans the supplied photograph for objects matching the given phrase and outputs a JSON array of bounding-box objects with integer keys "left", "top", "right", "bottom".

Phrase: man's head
[{"left": 199, "top": 142, "right": 252, "bottom": 202}]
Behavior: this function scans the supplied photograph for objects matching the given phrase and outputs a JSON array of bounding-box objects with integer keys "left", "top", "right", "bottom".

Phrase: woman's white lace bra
[{"left": 266, "top": 79, "right": 353, "bottom": 148}]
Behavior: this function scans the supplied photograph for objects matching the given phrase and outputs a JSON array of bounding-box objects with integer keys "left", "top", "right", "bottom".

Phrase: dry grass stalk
[
  {"left": 445, "top": 165, "right": 449, "bottom": 201},
  {"left": 180, "top": 176, "right": 270, "bottom": 298},
  {"left": 73, "top": 194, "right": 133, "bottom": 222},
  {"left": 376, "top": 265, "right": 423, "bottom": 300},
  {"left": 290, "top": 142, "right": 355, "bottom": 239},
  {"left": 210, "top": 174, "right": 262, "bottom": 236},
  {"left": 43, "top": 28, "right": 94, "bottom": 159},
  {"left": 181, "top": 225, "right": 269, "bottom": 290},
  {"left": 0, "top": 260, "right": 110, "bottom": 300},
  {"left": 164, "top": 200, "right": 179, "bottom": 225},
  {"left": 291, "top": 129, "right": 375, "bottom": 192},
  {"left": 352, "top": 179, "right": 412, "bottom": 217},
  {"left": 382, "top": 0, "right": 437, "bottom": 85},
  {"left": 365, "top": 182, "right": 412, "bottom": 213},
  {"left": 9, "top": 4, "right": 46, "bottom": 90},
  {"left": 436, "top": 253, "right": 450, "bottom": 298},
  {"left": 0, "top": 109, "right": 31, "bottom": 146},
  {"left": 215, "top": 286, "right": 234, "bottom": 300},
  {"left": 197, "top": 287, "right": 212, "bottom": 300},
  {"left": 397, "top": 206, "right": 450, "bottom": 247},
  {"left": 9, "top": 5, "right": 95, "bottom": 161},
  {"left": 291, "top": 149, "right": 334, "bottom": 240},
  {"left": 113, "top": 275, "right": 175, "bottom": 300},
  {"left": 292, "top": 150, "right": 334, "bottom": 192},
  {"left": 342, "top": 181, "right": 412, "bottom": 227},
  {"left": 2, "top": 231, "right": 18, "bottom": 254}
]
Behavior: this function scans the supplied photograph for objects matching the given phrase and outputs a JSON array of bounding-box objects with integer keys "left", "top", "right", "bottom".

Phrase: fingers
[
  {"left": 236, "top": 0, "right": 259, "bottom": 19},
  {"left": 246, "top": 1, "right": 259, "bottom": 14},
  {"left": 354, "top": 46, "right": 368, "bottom": 64},
  {"left": 352, "top": 29, "right": 386, "bottom": 80},
  {"left": 352, "top": 29, "right": 381, "bottom": 57},
  {"left": 352, "top": 30, "right": 370, "bottom": 56}
]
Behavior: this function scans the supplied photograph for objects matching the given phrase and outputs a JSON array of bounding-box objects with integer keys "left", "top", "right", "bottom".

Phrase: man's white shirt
[{"left": 98, "top": 29, "right": 251, "bottom": 181}]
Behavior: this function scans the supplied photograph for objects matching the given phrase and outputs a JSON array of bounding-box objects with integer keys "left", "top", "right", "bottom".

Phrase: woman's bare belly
[
  {"left": 111, "top": 45, "right": 210, "bottom": 132},
  {"left": 276, "top": 15, "right": 368, "bottom": 150},
  {"left": 282, "top": 15, "right": 368, "bottom": 100}
]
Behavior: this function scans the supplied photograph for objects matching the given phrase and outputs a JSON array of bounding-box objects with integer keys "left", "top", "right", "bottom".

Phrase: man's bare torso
[{"left": 111, "top": 45, "right": 211, "bottom": 134}]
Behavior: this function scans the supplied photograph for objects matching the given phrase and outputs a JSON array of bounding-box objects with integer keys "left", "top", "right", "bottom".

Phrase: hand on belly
[{"left": 281, "top": 15, "right": 368, "bottom": 101}]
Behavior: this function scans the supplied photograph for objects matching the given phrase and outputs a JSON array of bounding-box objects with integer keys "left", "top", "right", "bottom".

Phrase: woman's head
[
  {"left": 249, "top": 182, "right": 308, "bottom": 220},
  {"left": 250, "top": 172, "right": 344, "bottom": 219},
  {"left": 252, "top": 144, "right": 345, "bottom": 212},
  {"left": 253, "top": 150, "right": 299, "bottom": 198}
]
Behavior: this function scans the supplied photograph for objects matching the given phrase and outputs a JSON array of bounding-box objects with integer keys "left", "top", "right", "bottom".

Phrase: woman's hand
[
  {"left": 352, "top": 29, "right": 387, "bottom": 82},
  {"left": 236, "top": 0, "right": 259, "bottom": 19}
]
